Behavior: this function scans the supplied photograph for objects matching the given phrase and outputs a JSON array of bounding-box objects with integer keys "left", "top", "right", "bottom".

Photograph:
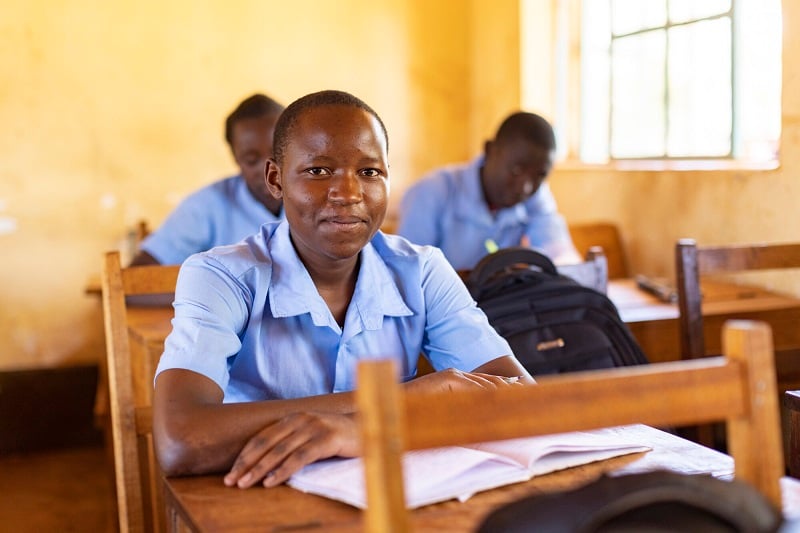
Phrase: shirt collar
[{"left": 268, "top": 222, "right": 412, "bottom": 330}]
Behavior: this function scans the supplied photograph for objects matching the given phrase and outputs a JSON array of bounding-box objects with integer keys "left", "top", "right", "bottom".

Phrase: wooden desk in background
[
  {"left": 610, "top": 279, "right": 800, "bottom": 390},
  {"left": 122, "top": 278, "right": 800, "bottom": 373},
  {"left": 162, "top": 424, "right": 741, "bottom": 532}
]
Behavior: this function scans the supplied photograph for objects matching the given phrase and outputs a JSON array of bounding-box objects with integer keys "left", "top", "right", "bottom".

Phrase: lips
[{"left": 320, "top": 214, "right": 368, "bottom": 229}]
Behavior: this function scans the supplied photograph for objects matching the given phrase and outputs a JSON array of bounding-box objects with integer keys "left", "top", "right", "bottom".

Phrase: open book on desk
[{"left": 287, "top": 428, "right": 651, "bottom": 509}]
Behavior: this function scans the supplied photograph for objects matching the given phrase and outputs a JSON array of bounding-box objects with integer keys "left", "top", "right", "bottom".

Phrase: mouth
[{"left": 321, "top": 216, "right": 368, "bottom": 230}]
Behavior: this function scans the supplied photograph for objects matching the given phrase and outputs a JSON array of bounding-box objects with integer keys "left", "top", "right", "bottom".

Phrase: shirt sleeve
[
  {"left": 154, "top": 254, "right": 251, "bottom": 392},
  {"left": 139, "top": 193, "right": 216, "bottom": 265},
  {"left": 418, "top": 248, "right": 512, "bottom": 371}
]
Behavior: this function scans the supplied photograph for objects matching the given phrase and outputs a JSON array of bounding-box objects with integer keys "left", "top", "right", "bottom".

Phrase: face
[
  {"left": 482, "top": 137, "right": 554, "bottom": 209},
  {"left": 266, "top": 105, "right": 389, "bottom": 267},
  {"left": 231, "top": 113, "right": 281, "bottom": 212}
]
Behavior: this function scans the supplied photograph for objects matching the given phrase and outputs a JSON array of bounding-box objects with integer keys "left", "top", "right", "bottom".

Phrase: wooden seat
[
  {"left": 101, "top": 250, "right": 179, "bottom": 533},
  {"left": 356, "top": 320, "right": 784, "bottom": 532},
  {"left": 676, "top": 238, "right": 800, "bottom": 449},
  {"left": 568, "top": 221, "right": 628, "bottom": 279}
]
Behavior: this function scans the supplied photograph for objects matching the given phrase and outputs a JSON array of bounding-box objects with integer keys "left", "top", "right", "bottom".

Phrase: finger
[
  {"left": 224, "top": 415, "right": 308, "bottom": 487},
  {"left": 264, "top": 415, "right": 358, "bottom": 487},
  {"left": 459, "top": 372, "right": 523, "bottom": 390},
  {"left": 262, "top": 440, "right": 331, "bottom": 487}
]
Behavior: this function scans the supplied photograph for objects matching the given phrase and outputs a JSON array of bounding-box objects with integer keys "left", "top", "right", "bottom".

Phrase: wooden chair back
[
  {"left": 357, "top": 320, "right": 784, "bottom": 533},
  {"left": 676, "top": 238, "right": 800, "bottom": 360},
  {"left": 101, "top": 250, "right": 179, "bottom": 533},
  {"left": 676, "top": 239, "right": 800, "bottom": 451},
  {"left": 569, "top": 221, "right": 629, "bottom": 279}
]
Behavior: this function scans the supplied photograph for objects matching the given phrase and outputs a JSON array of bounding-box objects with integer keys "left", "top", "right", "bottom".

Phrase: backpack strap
[{"left": 467, "top": 247, "right": 558, "bottom": 297}]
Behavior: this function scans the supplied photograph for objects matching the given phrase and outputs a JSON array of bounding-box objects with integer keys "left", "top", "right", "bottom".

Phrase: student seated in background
[
  {"left": 396, "top": 111, "right": 580, "bottom": 271},
  {"left": 130, "top": 93, "right": 286, "bottom": 266},
  {"left": 152, "top": 89, "right": 534, "bottom": 489}
]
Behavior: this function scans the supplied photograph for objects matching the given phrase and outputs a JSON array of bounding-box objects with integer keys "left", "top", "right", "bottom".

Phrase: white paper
[{"left": 287, "top": 426, "right": 651, "bottom": 509}]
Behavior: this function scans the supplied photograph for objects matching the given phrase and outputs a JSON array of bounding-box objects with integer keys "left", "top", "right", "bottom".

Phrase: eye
[
  {"left": 306, "top": 167, "right": 331, "bottom": 177},
  {"left": 360, "top": 168, "right": 383, "bottom": 178}
]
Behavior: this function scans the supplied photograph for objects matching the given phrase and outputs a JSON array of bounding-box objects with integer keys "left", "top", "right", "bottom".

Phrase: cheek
[{"left": 366, "top": 183, "right": 389, "bottom": 208}]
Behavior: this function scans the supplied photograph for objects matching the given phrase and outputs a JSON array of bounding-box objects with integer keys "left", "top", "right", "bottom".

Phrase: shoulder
[
  {"left": 402, "top": 162, "right": 473, "bottom": 207},
  {"left": 370, "top": 231, "right": 450, "bottom": 273},
  {"left": 182, "top": 221, "right": 277, "bottom": 282},
  {"left": 180, "top": 175, "right": 242, "bottom": 205}
]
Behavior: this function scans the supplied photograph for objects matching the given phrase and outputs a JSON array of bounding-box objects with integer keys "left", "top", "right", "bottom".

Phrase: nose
[{"left": 328, "top": 171, "right": 363, "bottom": 204}]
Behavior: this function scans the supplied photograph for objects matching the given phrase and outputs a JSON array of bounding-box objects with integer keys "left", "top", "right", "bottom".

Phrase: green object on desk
[{"left": 484, "top": 239, "right": 499, "bottom": 254}]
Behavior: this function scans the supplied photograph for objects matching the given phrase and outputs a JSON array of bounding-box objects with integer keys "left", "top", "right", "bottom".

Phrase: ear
[{"left": 265, "top": 158, "right": 283, "bottom": 199}]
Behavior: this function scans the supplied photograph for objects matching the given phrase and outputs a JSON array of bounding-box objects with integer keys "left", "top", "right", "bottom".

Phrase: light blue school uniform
[
  {"left": 396, "top": 156, "right": 576, "bottom": 271},
  {"left": 140, "top": 175, "right": 282, "bottom": 265},
  {"left": 155, "top": 221, "right": 511, "bottom": 403}
]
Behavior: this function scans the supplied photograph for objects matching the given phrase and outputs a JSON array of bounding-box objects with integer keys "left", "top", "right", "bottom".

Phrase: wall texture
[
  {"left": 2, "top": 0, "right": 796, "bottom": 369},
  {"left": 0, "top": 0, "right": 484, "bottom": 369}
]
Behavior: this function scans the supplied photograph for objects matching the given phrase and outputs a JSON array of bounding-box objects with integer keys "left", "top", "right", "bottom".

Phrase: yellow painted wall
[
  {"left": 0, "top": 0, "right": 472, "bottom": 369},
  {"left": 4, "top": 0, "right": 797, "bottom": 369}
]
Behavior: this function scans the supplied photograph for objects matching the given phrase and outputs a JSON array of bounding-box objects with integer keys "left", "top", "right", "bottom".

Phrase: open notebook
[{"left": 287, "top": 427, "right": 651, "bottom": 509}]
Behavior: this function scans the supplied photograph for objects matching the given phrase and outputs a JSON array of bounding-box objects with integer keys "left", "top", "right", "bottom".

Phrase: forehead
[{"left": 286, "top": 105, "right": 387, "bottom": 156}]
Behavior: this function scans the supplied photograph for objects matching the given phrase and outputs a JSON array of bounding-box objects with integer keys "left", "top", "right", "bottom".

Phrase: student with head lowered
[{"left": 397, "top": 111, "right": 580, "bottom": 271}]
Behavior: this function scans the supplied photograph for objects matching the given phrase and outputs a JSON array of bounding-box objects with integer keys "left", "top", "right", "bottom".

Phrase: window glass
[
  {"left": 669, "top": 0, "right": 731, "bottom": 24},
  {"left": 667, "top": 18, "right": 732, "bottom": 157},
  {"left": 573, "top": 0, "right": 781, "bottom": 164},
  {"left": 611, "top": 0, "right": 666, "bottom": 35},
  {"left": 611, "top": 31, "right": 666, "bottom": 158}
]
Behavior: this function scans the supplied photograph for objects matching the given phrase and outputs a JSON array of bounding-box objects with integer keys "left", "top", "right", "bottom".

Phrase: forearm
[
  {"left": 473, "top": 355, "right": 536, "bottom": 384},
  {"left": 153, "top": 370, "right": 356, "bottom": 476}
]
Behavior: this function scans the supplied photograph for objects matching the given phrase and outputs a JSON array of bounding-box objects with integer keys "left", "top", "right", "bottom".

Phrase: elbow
[
  {"left": 153, "top": 409, "right": 218, "bottom": 477},
  {"left": 154, "top": 432, "right": 195, "bottom": 477},
  {"left": 154, "top": 420, "right": 201, "bottom": 476}
]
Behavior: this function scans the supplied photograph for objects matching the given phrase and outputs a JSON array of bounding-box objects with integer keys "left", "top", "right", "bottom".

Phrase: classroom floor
[{"left": 0, "top": 444, "right": 115, "bottom": 532}]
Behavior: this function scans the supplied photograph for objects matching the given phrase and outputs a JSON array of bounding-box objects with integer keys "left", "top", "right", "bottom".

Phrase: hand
[
  {"left": 223, "top": 412, "right": 359, "bottom": 489},
  {"left": 403, "top": 368, "right": 524, "bottom": 395}
]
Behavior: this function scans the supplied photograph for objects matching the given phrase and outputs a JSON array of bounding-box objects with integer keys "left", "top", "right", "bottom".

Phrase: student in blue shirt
[
  {"left": 396, "top": 112, "right": 580, "bottom": 271},
  {"left": 130, "top": 93, "right": 286, "bottom": 265},
  {"left": 152, "top": 90, "right": 534, "bottom": 489}
]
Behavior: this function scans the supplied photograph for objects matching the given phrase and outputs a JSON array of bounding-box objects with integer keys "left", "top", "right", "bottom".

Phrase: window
[{"left": 539, "top": 0, "right": 782, "bottom": 165}]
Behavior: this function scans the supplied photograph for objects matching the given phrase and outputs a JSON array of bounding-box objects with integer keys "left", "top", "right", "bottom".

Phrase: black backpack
[
  {"left": 476, "top": 470, "right": 787, "bottom": 533},
  {"left": 465, "top": 248, "right": 648, "bottom": 376}
]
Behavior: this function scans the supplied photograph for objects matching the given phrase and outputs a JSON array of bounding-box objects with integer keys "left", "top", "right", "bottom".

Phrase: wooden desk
[
  {"left": 161, "top": 425, "right": 737, "bottom": 532},
  {"left": 610, "top": 279, "right": 800, "bottom": 390}
]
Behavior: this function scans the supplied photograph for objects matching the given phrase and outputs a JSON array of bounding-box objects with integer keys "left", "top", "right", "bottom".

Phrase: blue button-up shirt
[
  {"left": 155, "top": 221, "right": 511, "bottom": 403},
  {"left": 397, "top": 156, "right": 577, "bottom": 270},
  {"left": 140, "top": 175, "right": 283, "bottom": 265}
]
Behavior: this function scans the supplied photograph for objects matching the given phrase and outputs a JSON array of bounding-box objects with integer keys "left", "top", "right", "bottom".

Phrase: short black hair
[
  {"left": 494, "top": 112, "right": 556, "bottom": 151},
  {"left": 272, "top": 90, "right": 388, "bottom": 165},
  {"left": 224, "top": 93, "right": 285, "bottom": 147}
]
